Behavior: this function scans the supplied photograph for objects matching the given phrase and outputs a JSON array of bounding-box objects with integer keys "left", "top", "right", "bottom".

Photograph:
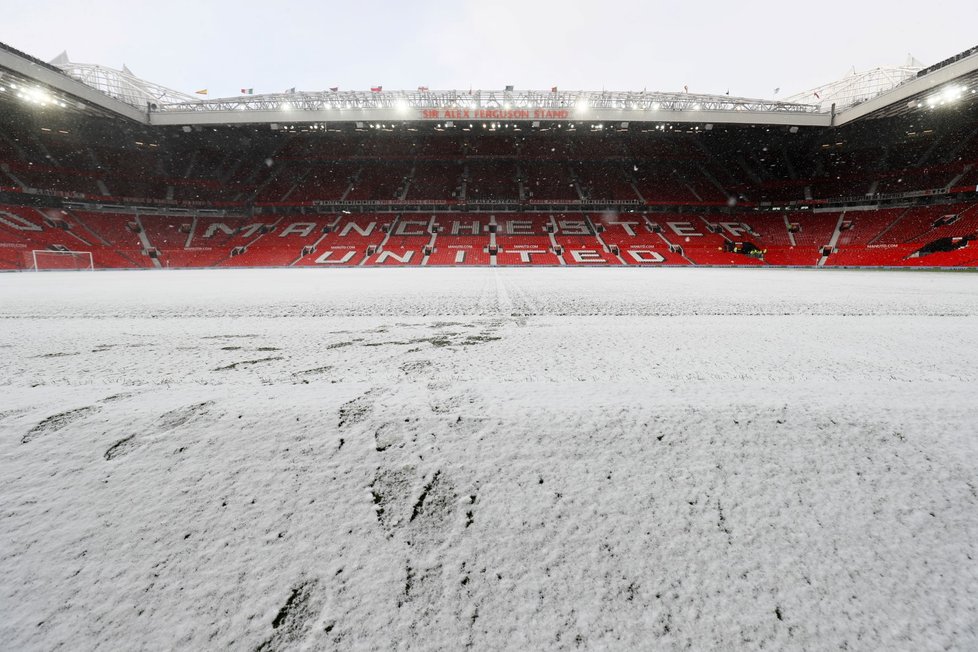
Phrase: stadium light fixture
[
  {"left": 651, "top": 102, "right": 660, "bottom": 111},
  {"left": 942, "top": 85, "right": 964, "bottom": 103},
  {"left": 575, "top": 98, "right": 588, "bottom": 114},
  {"left": 21, "top": 86, "right": 52, "bottom": 106},
  {"left": 395, "top": 98, "right": 410, "bottom": 113}
]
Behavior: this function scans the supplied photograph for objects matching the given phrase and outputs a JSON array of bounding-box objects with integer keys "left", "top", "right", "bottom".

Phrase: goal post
[{"left": 31, "top": 250, "right": 94, "bottom": 271}]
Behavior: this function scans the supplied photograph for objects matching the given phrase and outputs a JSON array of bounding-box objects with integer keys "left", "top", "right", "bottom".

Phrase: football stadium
[
  {"left": 1, "top": 42, "right": 978, "bottom": 269},
  {"left": 2, "top": 19, "right": 978, "bottom": 651}
]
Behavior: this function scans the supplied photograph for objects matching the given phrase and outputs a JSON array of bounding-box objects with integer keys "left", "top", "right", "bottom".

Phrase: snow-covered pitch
[{"left": 2, "top": 267, "right": 977, "bottom": 651}]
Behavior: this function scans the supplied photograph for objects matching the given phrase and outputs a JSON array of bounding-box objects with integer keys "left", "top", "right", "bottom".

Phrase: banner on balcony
[{"left": 418, "top": 108, "right": 572, "bottom": 120}]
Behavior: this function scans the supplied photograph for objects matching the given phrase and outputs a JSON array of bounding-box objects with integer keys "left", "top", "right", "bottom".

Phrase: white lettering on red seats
[
  {"left": 667, "top": 222, "right": 701, "bottom": 237},
  {"left": 506, "top": 221, "right": 534, "bottom": 235},
  {"left": 314, "top": 250, "right": 356, "bottom": 264},
  {"left": 720, "top": 222, "right": 749, "bottom": 237},
  {"left": 239, "top": 223, "right": 269, "bottom": 238},
  {"left": 516, "top": 250, "right": 545, "bottom": 262},
  {"left": 570, "top": 250, "right": 604, "bottom": 263},
  {"left": 557, "top": 220, "right": 589, "bottom": 235},
  {"left": 280, "top": 222, "right": 316, "bottom": 238},
  {"left": 451, "top": 221, "right": 481, "bottom": 235},
  {"left": 395, "top": 220, "right": 427, "bottom": 236},
  {"left": 628, "top": 250, "right": 665, "bottom": 263},
  {"left": 340, "top": 222, "right": 376, "bottom": 237},
  {"left": 203, "top": 223, "right": 235, "bottom": 238},
  {"left": 376, "top": 250, "right": 413, "bottom": 263},
  {"left": 606, "top": 221, "right": 638, "bottom": 236},
  {"left": 0, "top": 211, "right": 42, "bottom": 231}
]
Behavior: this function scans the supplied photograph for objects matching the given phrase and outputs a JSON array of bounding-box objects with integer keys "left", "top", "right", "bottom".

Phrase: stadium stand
[
  {"left": 4, "top": 201, "right": 978, "bottom": 269},
  {"left": 494, "top": 214, "right": 562, "bottom": 266},
  {"left": 291, "top": 214, "right": 396, "bottom": 266},
  {"left": 2, "top": 37, "right": 978, "bottom": 270},
  {"left": 427, "top": 214, "right": 491, "bottom": 266}
]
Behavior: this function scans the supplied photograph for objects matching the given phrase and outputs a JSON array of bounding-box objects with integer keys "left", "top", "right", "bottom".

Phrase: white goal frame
[{"left": 31, "top": 250, "right": 94, "bottom": 271}]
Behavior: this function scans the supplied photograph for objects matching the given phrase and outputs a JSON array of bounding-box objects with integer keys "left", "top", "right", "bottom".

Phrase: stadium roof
[
  {"left": 2, "top": 41, "right": 977, "bottom": 129},
  {"left": 833, "top": 46, "right": 978, "bottom": 124}
]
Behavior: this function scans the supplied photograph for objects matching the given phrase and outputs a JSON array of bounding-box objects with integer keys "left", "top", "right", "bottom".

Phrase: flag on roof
[
  {"left": 329, "top": 86, "right": 339, "bottom": 92},
  {"left": 370, "top": 85, "right": 382, "bottom": 92},
  {"left": 195, "top": 89, "right": 208, "bottom": 95},
  {"left": 551, "top": 86, "right": 558, "bottom": 93},
  {"left": 505, "top": 85, "right": 514, "bottom": 92},
  {"left": 814, "top": 90, "right": 821, "bottom": 99},
  {"left": 774, "top": 87, "right": 780, "bottom": 95},
  {"left": 683, "top": 85, "right": 688, "bottom": 93},
  {"left": 285, "top": 87, "right": 296, "bottom": 94},
  {"left": 240, "top": 88, "right": 253, "bottom": 95},
  {"left": 417, "top": 86, "right": 429, "bottom": 92}
]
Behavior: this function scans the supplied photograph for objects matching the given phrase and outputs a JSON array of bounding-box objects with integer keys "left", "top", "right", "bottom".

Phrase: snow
[{"left": 1, "top": 267, "right": 977, "bottom": 650}]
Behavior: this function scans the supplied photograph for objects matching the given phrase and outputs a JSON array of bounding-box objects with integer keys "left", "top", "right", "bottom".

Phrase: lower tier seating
[{"left": 2, "top": 204, "right": 976, "bottom": 269}]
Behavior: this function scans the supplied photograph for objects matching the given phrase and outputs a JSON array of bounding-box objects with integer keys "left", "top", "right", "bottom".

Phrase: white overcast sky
[{"left": 5, "top": 0, "right": 977, "bottom": 100}]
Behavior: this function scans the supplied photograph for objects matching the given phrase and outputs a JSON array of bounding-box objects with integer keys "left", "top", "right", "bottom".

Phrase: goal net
[{"left": 32, "top": 250, "right": 94, "bottom": 271}]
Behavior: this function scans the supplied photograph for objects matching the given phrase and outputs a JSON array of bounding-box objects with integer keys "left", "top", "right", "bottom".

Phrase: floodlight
[{"left": 24, "top": 87, "right": 51, "bottom": 105}]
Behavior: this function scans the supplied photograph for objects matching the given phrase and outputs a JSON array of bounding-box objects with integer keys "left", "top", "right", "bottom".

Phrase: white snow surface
[{"left": 1, "top": 267, "right": 977, "bottom": 651}]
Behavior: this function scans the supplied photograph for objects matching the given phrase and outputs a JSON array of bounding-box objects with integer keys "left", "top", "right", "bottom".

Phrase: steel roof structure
[
  {"left": 49, "top": 52, "right": 199, "bottom": 107},
  {"left": 142, "top": 88, "right": 824, "bottom": 128},
  {"left": 2, "top": 41, "right": 976, "bottom": 130},
  {"left": 783, "top": 58, "right": 924, "bottom": 113}
]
